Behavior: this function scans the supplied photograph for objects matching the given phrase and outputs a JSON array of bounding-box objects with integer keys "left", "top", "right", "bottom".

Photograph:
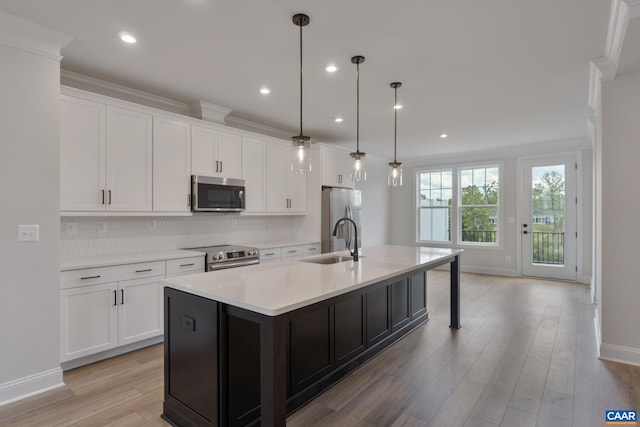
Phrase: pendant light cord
[
  {"left": 356, "top": 61, "right": 360, "bottom": 152},
  {"left": 299, "top": 22, "right": 303, "bottom": 136},
  {"left": 393, "top": 86, "right": 398, "bottom": 162}
]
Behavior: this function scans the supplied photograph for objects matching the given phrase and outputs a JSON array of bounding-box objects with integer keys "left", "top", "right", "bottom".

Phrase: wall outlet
[
  {"left": 66, "top": 222, "right": 78, "bottom": 235},
  {"left": 18, "top": 224, "right": 39, "bottom": 242},
  {"left": 149, "top": 220, "right": 157, "bottom": 231},
  {"left": 505, "top": 255, "right": 511, "bottom": 263},
  {"left": 97, "top": 222, "right": 107, "bottom": 234}
]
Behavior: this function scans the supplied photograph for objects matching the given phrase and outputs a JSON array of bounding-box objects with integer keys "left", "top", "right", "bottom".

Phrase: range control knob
[{"left": 216, "top": 251, "right": 225, "bottom": 261}]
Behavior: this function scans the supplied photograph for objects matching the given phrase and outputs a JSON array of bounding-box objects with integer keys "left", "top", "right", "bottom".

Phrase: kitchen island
[{"left": 162, "top": 245, "right": 462, "bottom": 427}]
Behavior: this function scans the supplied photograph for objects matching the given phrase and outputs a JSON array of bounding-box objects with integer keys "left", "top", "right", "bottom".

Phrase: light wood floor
[{"left": 2, "top": 272, "right": 639, "bottom": 426}]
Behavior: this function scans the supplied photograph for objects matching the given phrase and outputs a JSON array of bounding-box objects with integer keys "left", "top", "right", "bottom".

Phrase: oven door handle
[{"left": 207, "top": 259, "right": 260, "bottom": 271}]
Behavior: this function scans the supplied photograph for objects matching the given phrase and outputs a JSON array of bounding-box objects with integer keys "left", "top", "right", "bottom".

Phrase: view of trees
[
  {"left": 531, "top": 170, "right": 565, "bottom": 264},
  {"left": 460, "top": 179, "right": 498, "bottom": 243}
]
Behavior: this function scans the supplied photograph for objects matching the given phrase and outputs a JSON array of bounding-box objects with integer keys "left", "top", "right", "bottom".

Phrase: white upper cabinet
[
  {"left": 60, "top": 95, "right": 106, "bottom": 211},
  {"left": 153, "top": 117, "right": 191, "bottom": 212},
  {"left": 242, "top": 137, "right": 267, "bottom": 213},
  {"left": 321, "top": 146, "right": 354, "bottom": 188},
  {"left": 105, "top": 106, "right": 153, "bottom": 211},
  {"left": 60, "top": 96, "right": 153, "bottom": 212},
  {"left": 266, "top": 142, "right": 307, "bottom": 214},
  {"left": 191, "top": 124, "right": 242, "bottom": 179}
]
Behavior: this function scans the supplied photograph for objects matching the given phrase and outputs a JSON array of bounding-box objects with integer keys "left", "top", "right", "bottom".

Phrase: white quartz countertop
[
  {"left": 163, "top": 245, "right": 463, "bottom": 316},
  {"left": 61, "top": 250, "right": 206, "bottom": 271}
]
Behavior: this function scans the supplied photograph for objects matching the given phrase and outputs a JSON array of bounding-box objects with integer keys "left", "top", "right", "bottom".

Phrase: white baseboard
[
  {"left": 61, "top": 335, "right": 163, "bottom": 371},
  {"left": 460, "top": 265, "right": 519, "bottom": 277},
  {"left": 0, "top": 367, "right": 64, "bottom": 407},
  {"left": 600, "top": 342, "right": 640, "bottom": 367},
  {"left": 594, "top": 310, "right": 601, "bottom": 357}
]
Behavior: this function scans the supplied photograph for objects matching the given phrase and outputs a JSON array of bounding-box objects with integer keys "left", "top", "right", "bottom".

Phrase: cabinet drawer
[
  {"left": 61, "top": 261, "right": 165, "bottom": 289},
  {"left": 282, "top": 243, "right": 320, "bottom": 258},
  {"left": 259, "top": 247, "right": 281, "bottom": 262},
  {"left": 166, "top": 256, "right": 205, "bottom": 276}
]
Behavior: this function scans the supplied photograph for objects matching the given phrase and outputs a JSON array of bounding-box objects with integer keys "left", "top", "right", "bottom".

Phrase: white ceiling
[{"left": 0, "top": 0, "right": 612, "bottom": 161}]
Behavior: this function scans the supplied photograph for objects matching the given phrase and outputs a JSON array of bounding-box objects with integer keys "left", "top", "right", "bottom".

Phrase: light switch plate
[{"left": 18, "top": 224, "right": 39, "bottom": 242}]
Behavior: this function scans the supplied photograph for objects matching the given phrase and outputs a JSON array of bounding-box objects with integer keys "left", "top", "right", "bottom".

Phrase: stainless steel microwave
[{"left": 191, "top": 175, "right": 245, "bottom": 212}]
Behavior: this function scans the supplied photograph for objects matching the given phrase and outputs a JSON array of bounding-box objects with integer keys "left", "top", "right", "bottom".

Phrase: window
[
  {"left": 417, "top": 170, "right": 452, "bottom": 242},
  {"left": 459, "top": 166, "right": 499, "bottom": 244},
  {"left": 417, "top": 164, "right": 500, "bottom": 246}
]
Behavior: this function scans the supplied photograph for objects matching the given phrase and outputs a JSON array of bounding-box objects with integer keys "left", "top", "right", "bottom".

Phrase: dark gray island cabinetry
[{"left": 162, "top": 245, "right": 462, "bottom": 427}]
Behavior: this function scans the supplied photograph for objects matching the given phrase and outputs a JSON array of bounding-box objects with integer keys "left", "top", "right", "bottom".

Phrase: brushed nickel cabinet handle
[
  {"left": 179, "top": 263, "right": 194, "bottom": 267},
  {"left": 81, "top": 275, "right": 101, "bottom": 280},
  {"left": 135, "top": 269, "right": 152, "bottom": 273},
  {"left": 108, "top": 190, "right": 112, "bottom": 205},
  {"left": 101, "top": 189, "right": 105, "bottom": 205}
]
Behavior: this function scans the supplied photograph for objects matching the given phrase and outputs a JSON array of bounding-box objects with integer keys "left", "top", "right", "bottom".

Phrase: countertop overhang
[{"left": 163, "top": 245, "right": 463, "bottom": 316}]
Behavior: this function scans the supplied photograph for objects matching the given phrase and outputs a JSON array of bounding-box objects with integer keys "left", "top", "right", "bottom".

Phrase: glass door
[{"left": 520, "top": 156, "right": 577, "bottom": 280}]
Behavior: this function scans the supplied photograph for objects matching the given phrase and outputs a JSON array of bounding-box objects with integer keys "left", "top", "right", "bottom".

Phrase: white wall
[
  {"left": 599, "top": 71, "right": 640, "bottom": 365},
  {"left": 354, "top": 161, "right": 391, "bottom": 247},
  {"left": 0, "top": 12, "right": 70, "bottom": 404},
  {"left": 389, "top": 141, "right": 593, "bottom": 281}
]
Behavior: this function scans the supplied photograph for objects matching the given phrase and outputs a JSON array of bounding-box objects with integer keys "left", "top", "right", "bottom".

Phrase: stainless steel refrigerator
[{"left": 322, "top": 187, "right": 362, "bottom": 253}]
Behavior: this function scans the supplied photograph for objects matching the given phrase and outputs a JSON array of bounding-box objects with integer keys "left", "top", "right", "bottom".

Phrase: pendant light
[
  {"left": 388, "top": 82, "right": 403, "bottom": 187},
  {"left": 291, "top": 13, "right": 311, "bottom": 174},
  {"left": 350, "top": 55, "right": 366, "bottom": 182}
]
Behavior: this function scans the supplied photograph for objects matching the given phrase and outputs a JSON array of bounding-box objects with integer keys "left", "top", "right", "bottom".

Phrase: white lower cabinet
[
  {"left": 60, "top": 283, "right": 118, "bottom": 362},
  {"left": 117, "top": 276, "right": 164, "bottom": 346},
  {"left": 60, "top": 261, "right": 166, "bottom": 363}
]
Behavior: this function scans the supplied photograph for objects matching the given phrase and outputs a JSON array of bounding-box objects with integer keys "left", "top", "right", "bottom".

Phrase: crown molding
[
  {"left": 0, "top": 11, "right": 71, "bottom": 60},
  {"left": 60, "top": 69, "right": 192, "bottom": 115},
  {"left": 189, "top": 101, "right": 231, "bottom": 125},
  {"left": 588, "top": 60, "right": 603, "bottom": 114},
  {"left": 595, "top": 0, "right": 640, "bottom": 81},
  {"left": 224, "top": 115, "right": 292, "bottom": 140}
]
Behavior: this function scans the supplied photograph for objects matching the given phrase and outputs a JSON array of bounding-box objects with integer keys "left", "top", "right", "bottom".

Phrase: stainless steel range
[{"left": 186, "top": 244, "right": 260, "bottom": 271}]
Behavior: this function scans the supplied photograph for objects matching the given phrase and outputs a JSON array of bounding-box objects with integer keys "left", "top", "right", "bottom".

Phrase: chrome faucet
[{"left": 332, "top": 217, "right": 359, "bottom": 261}]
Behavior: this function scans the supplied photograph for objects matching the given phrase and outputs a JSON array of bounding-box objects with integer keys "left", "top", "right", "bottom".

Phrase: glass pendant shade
[
  {"left": 388, "top": 161, "right": 403, "bottom": 187},
  {"left": 350, "top": 152, "right": 366, "bottom": 182},
  {"left": 291, "top": 135, "right": 311, "bottom": 173}
]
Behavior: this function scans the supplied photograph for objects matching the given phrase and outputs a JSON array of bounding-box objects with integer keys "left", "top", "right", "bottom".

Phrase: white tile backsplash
[{"left": 61, "top": 214, "right": 303, "bottom": 259}]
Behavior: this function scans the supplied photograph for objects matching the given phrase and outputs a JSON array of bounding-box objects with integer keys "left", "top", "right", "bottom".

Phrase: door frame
[{"left": 516, "top": 152, "right": 583, "bottom": 281}]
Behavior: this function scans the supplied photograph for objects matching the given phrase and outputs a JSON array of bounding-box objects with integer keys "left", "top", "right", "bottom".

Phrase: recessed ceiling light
[
  {"left": 118, "top": 32, "right": 137, "bottom": 44},
  {"left": 440, "top": 133, "right": 448, "bottom": 139},
  {"left": 334, "top": 117, "right": 343, "bottom": 123},
  {"left": 393, "top": 104, "right": 403, "bottom": 110},
  {"left": 326, "top": 64, "right": 338, "bottom": 73},
  {"left": 260, "top": 87, "right": 271, "bottom": 95}
]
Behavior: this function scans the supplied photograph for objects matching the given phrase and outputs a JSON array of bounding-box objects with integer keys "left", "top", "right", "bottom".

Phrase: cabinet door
[
  {"left": 60, "top": 283, "right": 118, "bottom": 362},
  {"left": 334, "top": 293, "right": 365, "bottom": 366},
  {"left": 410, "top": 272, "right": 427, "bottom": 319},
  {"left": 106, "top": 106, "right": 153, "bottom": 211},
  {"left": 266, "top": 143, "right": 287, "bottom": 212},
  {"left": 288, "top": 170, "right": 307, "bottom": 212},
  {"left": 289, "top": 305, "right": 333, "bottom": 395},
  {"left": 242, "top": 137, "right": 266, "bottom": 212},
  {"left": 191, "top": 124, "right": 218, "bottom": 176},
  {"left": 321, "top": 148, "right": 341, "bottom": 187},
  {"left": 153, "top": 117, "right": 191, "bottom": 212},
  {"left": 117, "top": 276, "right": 164, "bottom": 346},
  {"left": 217, "top": 131, "right": 242, "bottom": 179},
  {"left": 60, "top": 96, "right": 106, "bottom": 211},
  {"left": 391, "top": 279, "right": 410, "bottom": 331},
  {"left": 366, "top": 286, "right": 391, "bottom": 346}
]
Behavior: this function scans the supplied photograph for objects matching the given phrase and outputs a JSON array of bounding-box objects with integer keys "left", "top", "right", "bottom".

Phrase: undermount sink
[{"left": 300, "top": 255, "right": 363, "bottom": 265}]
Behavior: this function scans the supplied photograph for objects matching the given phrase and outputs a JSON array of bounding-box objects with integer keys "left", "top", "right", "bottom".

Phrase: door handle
[{"left": 219, "top": 161, "right": 222, "bottom": 173}]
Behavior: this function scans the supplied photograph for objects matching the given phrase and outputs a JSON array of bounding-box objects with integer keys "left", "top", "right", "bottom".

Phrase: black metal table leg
[{"left": 449, "top": 255, "right": 462, "bottom": 329}]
